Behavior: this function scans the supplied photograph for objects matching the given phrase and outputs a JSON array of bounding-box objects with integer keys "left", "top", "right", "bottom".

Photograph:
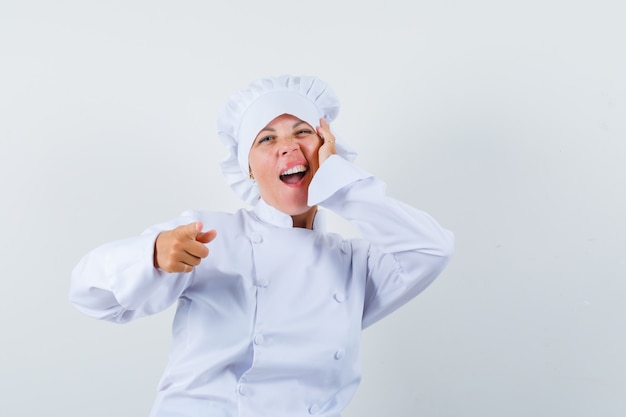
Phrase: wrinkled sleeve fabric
[
  {"left": 69, "top": 213, "right": 199, "bottom": 323},
  {"left": 308, "top": 155, "right": 455, "bottom": 329}
]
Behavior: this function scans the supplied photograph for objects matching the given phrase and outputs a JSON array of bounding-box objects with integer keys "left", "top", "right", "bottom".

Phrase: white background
[{"left": 1, "top": 1, "right": 625, "bottom": 416}]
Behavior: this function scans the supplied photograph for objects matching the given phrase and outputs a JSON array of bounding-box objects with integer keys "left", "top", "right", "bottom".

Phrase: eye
[
  {"left": 295, "top": 129, "right": 313, "bottom": 136},
  {"left": 257, "top": 135, "right": 273, "bottom": 144}
]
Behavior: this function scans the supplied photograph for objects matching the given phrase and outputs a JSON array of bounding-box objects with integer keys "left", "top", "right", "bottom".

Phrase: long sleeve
[
  {"left": 69, "top": 215, "right": 197, "bottom": 323},
  {"left": 308, "top": 155, "right": 455, "bottom": 328}
]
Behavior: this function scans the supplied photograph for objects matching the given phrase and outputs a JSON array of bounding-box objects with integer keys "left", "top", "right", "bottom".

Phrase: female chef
[{"left": 70, "top": 75, "right": 454, "bottom": 417}]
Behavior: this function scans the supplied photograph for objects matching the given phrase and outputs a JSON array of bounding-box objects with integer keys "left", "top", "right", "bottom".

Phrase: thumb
[{"left": 180, "top": 221, "right": 203, "bottom": 238}]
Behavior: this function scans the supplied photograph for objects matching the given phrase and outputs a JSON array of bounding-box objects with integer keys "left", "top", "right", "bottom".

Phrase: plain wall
[{"left": 1, "top": 1, "right": 625, "bottom": 416}]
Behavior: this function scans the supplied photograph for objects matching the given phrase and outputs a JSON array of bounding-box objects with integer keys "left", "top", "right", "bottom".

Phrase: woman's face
[{"left": 248, "top": 113, "right": 322, "bottom": 217}]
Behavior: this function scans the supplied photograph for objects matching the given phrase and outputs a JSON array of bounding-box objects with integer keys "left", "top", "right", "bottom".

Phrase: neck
[{"left": 291, "top": 206, "right": 318, "bottom": 229}]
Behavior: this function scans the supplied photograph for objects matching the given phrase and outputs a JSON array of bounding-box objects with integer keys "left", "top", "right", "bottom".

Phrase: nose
[{"left": 279, "top": 136, "right": 298, "bottom": 156}]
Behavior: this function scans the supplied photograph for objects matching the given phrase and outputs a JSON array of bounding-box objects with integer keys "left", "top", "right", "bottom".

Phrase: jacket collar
[{"left": 252, "top": 199, "right": 326, "bottom": 231}]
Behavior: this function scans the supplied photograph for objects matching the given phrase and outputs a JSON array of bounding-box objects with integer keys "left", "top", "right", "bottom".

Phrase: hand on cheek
[{"left": 316, "top": 118, "right": 336, "bottom": 164}]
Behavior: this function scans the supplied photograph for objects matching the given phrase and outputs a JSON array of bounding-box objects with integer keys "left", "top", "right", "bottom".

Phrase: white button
[
  {"left": 238, "top": 384, "right": 246, "bottom": 396},
  {"left": 257, "top": 279, "right": 270, "bottom": 288},
  {"left": 250, "top": 232, "right": 263, "bottom": 244},
  {"left": 334, "top": 349, "right": 345, "bottom": 360},
  {"left": 308, "top": 404, "right": 321, "bottom": 414},
  {"left": 340, "top": 241, "right": 350, "bottom": 253},
  {"left": 254, "top": 334, "right": 264, "bottom": 345},
  {"left": 333, "top": 292, "right": 346, "bottom": 303}
]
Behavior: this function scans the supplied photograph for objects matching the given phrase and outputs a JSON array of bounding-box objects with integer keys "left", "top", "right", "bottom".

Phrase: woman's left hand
[{"left": 316, "top": 118, "right": 336, "bottom": 164}]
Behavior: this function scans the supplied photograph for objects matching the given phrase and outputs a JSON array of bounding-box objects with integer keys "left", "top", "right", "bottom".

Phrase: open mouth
[{"left": 279, "top": 164, "right": 308, "bottom": 185}]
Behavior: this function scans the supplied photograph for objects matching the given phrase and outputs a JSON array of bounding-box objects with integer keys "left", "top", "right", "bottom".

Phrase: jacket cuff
[
  {"left": 307, "top": 155, "right": 373, "bottom": 206},
  {"left": 107, "top": 232, "right": 181, "bottom": 310}
]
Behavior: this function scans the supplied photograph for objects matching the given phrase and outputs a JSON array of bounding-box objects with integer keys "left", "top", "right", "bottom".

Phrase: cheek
[
  {"left": 309, "top": 140, "right": 322, "bottom": 162},
  {"left": 248, "top": 149, "right": 258, "bottom": 172},
  {"left": 303, "top": 138, "right": 321, "bottom": 158},
  {"left": 248, "top": 153, "right": 270, "bottom": 181},
  {"left": 256, "top": 164, "right": 273, "bottom": 181}
]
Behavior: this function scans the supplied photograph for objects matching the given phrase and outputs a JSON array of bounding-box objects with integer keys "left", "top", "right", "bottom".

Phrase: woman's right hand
[{"left": 154, "top": 222, "right": 217, "bottom": 273}]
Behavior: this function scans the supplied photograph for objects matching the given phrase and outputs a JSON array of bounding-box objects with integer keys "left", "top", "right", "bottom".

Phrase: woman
[{"left": 70, "top": 75, "right": 454, "bottom": 417}]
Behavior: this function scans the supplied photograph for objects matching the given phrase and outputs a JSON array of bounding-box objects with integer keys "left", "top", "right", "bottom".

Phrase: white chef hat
[{"left": 217, "top": 74, "right": 357, "bottom": 204}]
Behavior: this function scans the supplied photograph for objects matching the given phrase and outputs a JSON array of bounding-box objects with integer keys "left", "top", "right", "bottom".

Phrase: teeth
[{"left": 280, "top": 165, "right": 307, "bottom": 176}]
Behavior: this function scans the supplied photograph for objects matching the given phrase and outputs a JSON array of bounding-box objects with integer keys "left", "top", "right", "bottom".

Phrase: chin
[{"left": 274, "top": 190, "right": 309, "bottom": 213}]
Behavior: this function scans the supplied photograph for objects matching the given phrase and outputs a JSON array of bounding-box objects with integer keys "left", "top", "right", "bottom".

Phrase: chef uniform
[{"left": 69, "top": 75, "right": 454, "bottom": 417}]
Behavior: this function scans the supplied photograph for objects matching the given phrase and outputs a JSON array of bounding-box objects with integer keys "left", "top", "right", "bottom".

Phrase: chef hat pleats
[{"left": 217, "top": 75, "right": 357, "bottom": 205}]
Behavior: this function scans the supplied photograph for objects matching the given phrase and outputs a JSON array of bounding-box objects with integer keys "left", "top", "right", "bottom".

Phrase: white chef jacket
[{"left": 70, "top": 155, "right": 454, "bottom": 417}]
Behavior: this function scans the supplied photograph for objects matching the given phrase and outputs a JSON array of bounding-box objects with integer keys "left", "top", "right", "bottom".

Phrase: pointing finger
[{"left": 196, "top": 229, "right": 217, "bottom": 244}]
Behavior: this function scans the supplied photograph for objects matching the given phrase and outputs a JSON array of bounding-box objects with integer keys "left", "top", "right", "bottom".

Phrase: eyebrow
[{"left": 256, "top": 121, "right": 311, "bottom": 135}]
